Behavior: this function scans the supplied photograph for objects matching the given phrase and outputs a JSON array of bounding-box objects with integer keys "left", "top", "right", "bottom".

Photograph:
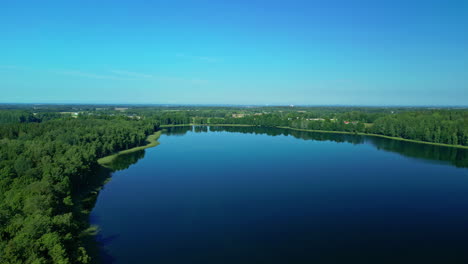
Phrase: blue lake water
[{"left": 91, "top": 126, "right": 468, "bottom": 264}]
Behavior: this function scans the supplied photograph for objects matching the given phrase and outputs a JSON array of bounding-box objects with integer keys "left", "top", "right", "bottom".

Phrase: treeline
[
  {"left": 0, "top": 110, "right": 67, "bottom": 124},
  {"left": 206, "top": 114, "right": 366, "bottom": 133},
  {"left": 121, "top": 107, "right": 468, "bottom": 146},
  {"left": 0, "top": 117, "right": 158, "bottom": 263},
  {"left": 369, "top": 111, "right": 468, "bottom": 146},
  {"left": 200, "top": 110, "right": 468, "bottom": 146},
  {"left": 0, "top": 111, "right": 38, "bottom": 124},
  {"left": 148, "top": 112, "right": 191, "bottom": 125}
]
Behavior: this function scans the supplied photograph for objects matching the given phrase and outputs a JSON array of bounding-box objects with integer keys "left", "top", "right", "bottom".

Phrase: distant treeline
[
  {"left": 202, "top": 110, "right": 468, "bottom": 146},
  {"left": 0, "top": 110, "right": 65, "bottom": 124},
  {"left": 2, "top": 106, "right": 466, "bottom": 146},
  {"left": 136, "top": 106, "right": 468, "bottom": 146},
  {"left": 0, "top": 116, "right": 158, "bottom": 263},
  {"left": 370, "top": 111, "right": 468, "bottom": 146}
]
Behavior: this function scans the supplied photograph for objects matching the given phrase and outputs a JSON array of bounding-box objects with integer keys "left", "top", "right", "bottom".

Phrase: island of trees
[{"left": 0, "top": 104, "right": 467, "bottom": 263}]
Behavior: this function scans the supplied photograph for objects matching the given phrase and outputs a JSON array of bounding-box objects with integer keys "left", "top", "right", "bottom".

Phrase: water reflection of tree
[
  {"left": 208, "top": 126, "right": 468, "bottom": 168},
  {"left": 194, "top": 125, "right": 209, "bottom": 133},
  {"left": 163, "top": 126, "right": 192, "bottom": 136},
  {"left": 366, "top": 137, "right": 468, "bottom": 168},
  {"left": 209, "top": 126, "right": 365, "bottom": 144},
  {"left": 105, "top": 150, "right": 146, "bottom": 171}
]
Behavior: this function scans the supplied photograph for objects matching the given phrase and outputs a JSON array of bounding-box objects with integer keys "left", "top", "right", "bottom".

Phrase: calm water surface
[{"left": 91, "top": 126, "right": 468, "bottom": 264}]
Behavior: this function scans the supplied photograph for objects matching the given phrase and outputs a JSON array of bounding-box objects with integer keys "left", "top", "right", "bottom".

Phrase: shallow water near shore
[{"left": 90, "top": 126, "right": 468, "bottom": 264}]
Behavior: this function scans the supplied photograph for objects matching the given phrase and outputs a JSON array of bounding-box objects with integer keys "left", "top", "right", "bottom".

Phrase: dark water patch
[{"left": 103, "top": 150, "right": 146, "bottom": 171}]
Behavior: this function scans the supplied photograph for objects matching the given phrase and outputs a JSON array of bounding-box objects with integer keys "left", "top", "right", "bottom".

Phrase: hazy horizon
[{"left": 2, "top": 102, "right": 468, "bottom": 108}]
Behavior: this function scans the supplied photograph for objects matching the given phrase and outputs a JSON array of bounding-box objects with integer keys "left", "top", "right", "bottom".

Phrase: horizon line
[{"left": 1, "top": 102, "right": 468, "bottom": 108}]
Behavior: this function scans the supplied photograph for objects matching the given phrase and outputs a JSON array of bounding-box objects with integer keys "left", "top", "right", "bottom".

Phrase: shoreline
[
  {"left": 95, "top": 123, "right": 467, "bottom": 166},
  {"left": 276, "top": 126, "right": 468, "bottom": 149},
  {"left": 97, "top": 130, "right": 163, "bottom": 166},
  {"left": 161, "top": 123, "right": 468, "bottom": 150},
  {"left": 160, "top": 123, "right": 255, "bottom": 127}
]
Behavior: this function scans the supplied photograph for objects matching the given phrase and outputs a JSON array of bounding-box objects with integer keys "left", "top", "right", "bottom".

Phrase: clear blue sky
[{"left": 1, "top": 0, "right": 467, "bottom": 105}]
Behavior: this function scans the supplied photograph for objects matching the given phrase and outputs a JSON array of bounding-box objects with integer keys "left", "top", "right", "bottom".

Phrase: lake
[{"left": 90, "top": 126, "right": 468, "bottom": 264}]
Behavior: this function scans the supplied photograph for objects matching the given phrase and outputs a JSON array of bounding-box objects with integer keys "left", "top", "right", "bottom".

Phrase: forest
[
  {"left": 1, "top": 105, "right": 468, "bottom": 263},
  {"left": 202, "top": 109, "right": 468, "bottom": 146},
  {"left": 0, "top": 114, "right": 158, "bottom": 263}
]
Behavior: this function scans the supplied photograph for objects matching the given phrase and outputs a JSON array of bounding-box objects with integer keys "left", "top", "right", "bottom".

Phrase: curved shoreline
[
  {"left": 97, "top": 130, "right": 163, "bottom": 166},
  {"left": 161, "top": 123, "right": 468, "bottom": 150}
]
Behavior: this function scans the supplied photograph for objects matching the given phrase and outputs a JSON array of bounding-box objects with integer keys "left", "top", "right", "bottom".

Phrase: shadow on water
[
  {"left": 76, "top": 150, "right": 148, "bottom": 263},
  {"left": 365, "top": 136, "right": 468, "bottom": 168},
  {"left": 163, "top": 125, "right": 468, "bottom": 168},
  {"left": 71, "top": 165, "right": 114, "bottom": 264},
  {"left": 163, "top": 125, "right": 194, "bottom": 136},
  {"left": 104, "top": 149, "right": 146, "bottom": 171}
]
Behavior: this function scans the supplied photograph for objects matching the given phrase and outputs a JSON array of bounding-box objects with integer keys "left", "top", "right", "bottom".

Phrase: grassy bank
[
  {"left": 160, "top": 123, "right": 468, "bottom": 149},
  {"left": 98, "top": 130, "right": 162, "bottom": 166}
]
